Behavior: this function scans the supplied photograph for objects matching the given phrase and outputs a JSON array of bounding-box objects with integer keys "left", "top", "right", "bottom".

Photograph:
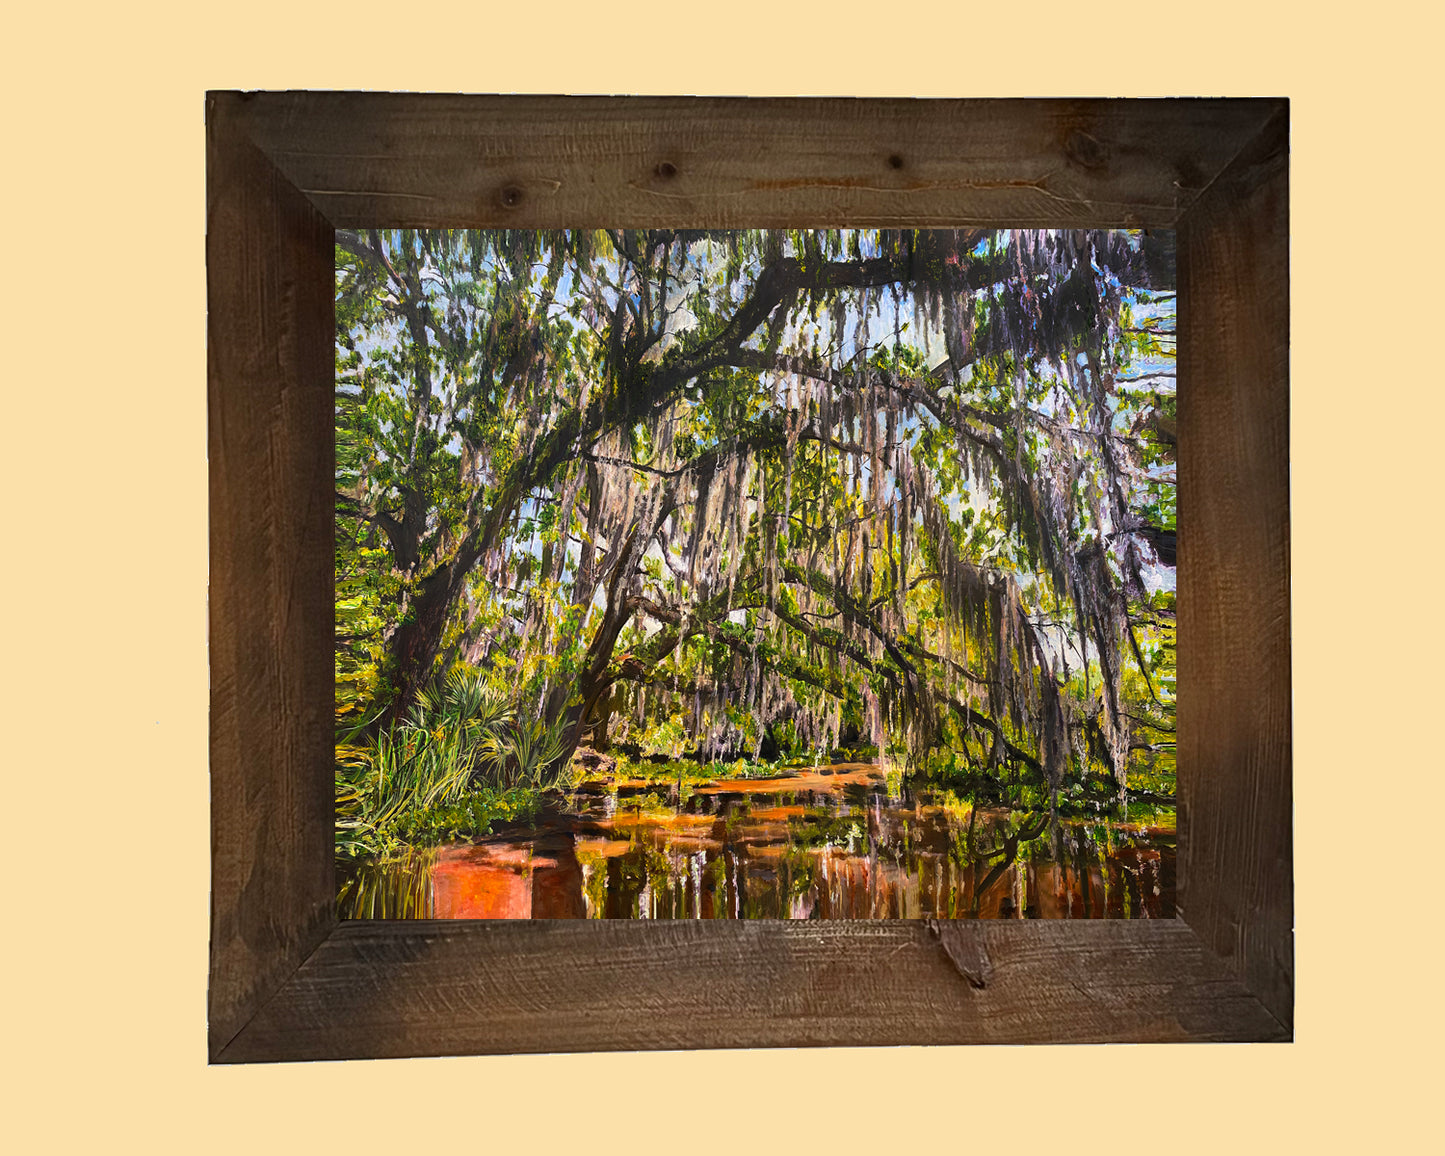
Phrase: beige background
[{"left": 6, "top": 1, "right": 1439, "bottom": 1150}]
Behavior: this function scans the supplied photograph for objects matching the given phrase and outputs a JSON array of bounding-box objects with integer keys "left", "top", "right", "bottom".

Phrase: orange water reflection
[{"left": 340, "top": 766, "right": 1174, "bottom": 920}]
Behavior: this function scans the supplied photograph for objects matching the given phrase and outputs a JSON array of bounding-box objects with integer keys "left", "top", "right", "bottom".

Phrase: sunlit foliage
[{"left": 336, "top": 229, "right": 1176, "bottom": 834}]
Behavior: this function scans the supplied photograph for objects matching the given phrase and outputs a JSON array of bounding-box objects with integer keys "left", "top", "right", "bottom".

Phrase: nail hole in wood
[
  {"left": 499, "top": 185, "right": 524, "bottom": 209},
  {"left": 1063, "top": 129, "right": 1107, "bottom": 171},
  {"left": 887, "top": 153, "right": 905, "bottom": 170},
  {"left": 654, "top": 161, "right": 677, "bottom": 180}
]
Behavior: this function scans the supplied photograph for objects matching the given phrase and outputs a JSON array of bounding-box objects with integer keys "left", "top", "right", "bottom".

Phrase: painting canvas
[{"left": 334, "top": 228, "right": 1177, "bottom": 920}]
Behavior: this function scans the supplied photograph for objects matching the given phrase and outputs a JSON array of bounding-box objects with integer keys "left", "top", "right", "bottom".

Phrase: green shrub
[{"left": 335, "top": 667, "right": 558, "bottom": 858}]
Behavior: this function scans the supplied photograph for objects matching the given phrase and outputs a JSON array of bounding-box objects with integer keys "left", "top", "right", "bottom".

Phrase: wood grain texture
[
  {"left": 207, "top": 95, "right": 338, "bottom": 1057},
  {"left": 207, "top": 94, "right": 1292, "bottom": 1059},
  {"left": 1177, "top": 101, "right": 1292, "bottom": 1032},
  {"left": 217, "top": 920, "right": 1285, "bottom": 1062},
  {"left": 221, "top": 93, "right": 1280, "bottom": 230}
]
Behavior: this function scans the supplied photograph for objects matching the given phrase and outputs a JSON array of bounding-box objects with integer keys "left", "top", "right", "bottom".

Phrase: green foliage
[
  {"left": 479, "top": 713, "right": 574, "bottom": 791},
  {"left": 393, "top": 786, "right": 540, "bottom": 844},
  {"left": 609, "top": 753, "right": 788, "bottom": 783},
  {"left": 337, "top": 227, "right": 1178, "bottom": 859},
  {"left": 336, "top": 667, "right": 552, "bottom": 858},
  {"left": 635, "top": 713, "right": 693, "bottom": 760}
]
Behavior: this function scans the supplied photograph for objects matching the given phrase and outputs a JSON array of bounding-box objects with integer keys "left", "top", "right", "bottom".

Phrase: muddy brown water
[{"left": 340, "top": 763, "right": 1175, "bottom": 920}]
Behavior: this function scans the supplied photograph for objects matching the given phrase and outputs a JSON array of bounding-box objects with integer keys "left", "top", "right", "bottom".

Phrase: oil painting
[{"left": 334, "top": 228, "right": 1177, "bottom": 920}]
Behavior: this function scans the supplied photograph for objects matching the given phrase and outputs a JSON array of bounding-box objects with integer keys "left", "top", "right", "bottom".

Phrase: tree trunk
[{"left": 377, "top": 565, "right": 457, "bottom": 730}]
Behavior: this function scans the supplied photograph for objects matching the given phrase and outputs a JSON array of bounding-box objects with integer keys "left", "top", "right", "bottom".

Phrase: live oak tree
[{"left": 336, "top": 228, "right": 1176, "bottom": 797}]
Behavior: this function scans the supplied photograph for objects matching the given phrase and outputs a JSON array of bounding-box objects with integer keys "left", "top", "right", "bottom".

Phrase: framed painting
[{"left": 207, "top": 93, "right": 1290, "bottom": 1061}]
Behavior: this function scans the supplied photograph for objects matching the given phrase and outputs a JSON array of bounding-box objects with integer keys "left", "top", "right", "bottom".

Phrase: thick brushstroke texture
[{"left": 336, "top": 229, "right": 1176, "bottom": 813}]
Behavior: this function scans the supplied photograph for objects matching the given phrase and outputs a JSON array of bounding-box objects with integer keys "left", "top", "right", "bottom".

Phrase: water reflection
[
  {"left": 338, "top": 764, "right": 1174, "bottom": 920},
  {"left": 338, "top": 844, "right": 437, "bottom": 919}
]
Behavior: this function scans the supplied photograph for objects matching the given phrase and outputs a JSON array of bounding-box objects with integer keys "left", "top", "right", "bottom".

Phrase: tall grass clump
[{"left": 336, "top": 667, "right": 575, "bottom": 859}]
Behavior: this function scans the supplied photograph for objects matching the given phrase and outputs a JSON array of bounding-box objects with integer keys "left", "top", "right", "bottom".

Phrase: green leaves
[{"left": 337, "top": 228, "right": 1175, "bottom": 840}]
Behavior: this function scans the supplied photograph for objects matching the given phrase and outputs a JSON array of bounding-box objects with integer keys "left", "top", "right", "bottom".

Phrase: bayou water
[{"left": 340, "top": 763, "right": 1174, "bottom": 920}]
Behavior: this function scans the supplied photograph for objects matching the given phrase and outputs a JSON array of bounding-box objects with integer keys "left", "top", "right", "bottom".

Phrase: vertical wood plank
[
  {"left": 207, "top": 93, "right": 337, "bottom": 1057},
  {"left": 1177, "top": 102, "right": 1292, "bottom": 1032}
]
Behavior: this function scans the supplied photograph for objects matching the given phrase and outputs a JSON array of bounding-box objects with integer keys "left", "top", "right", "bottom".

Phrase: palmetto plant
[
  {"left": 477, "top": 713, "right": 573, "bottom": 790},
  {"left": 411, "top": 667, "right": 514, "bottom": 735},
  {"left": 333, "top": 666, "right": 588, "bottom": 859},
  {"left": 335, "top": 667, "right": 524, "bottom": 857}
]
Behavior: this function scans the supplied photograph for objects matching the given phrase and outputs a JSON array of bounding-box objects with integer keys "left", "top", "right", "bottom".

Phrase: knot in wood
[{"left": 1064, "top": 128, "right": 1108, "bottom": 171}]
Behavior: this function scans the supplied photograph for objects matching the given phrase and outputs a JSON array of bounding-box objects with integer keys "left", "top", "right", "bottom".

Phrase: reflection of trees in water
[
  {"left": 340, "top": 791, "right": 1173, "bottom": 920},
  {"left": 563, "top": 801, "right": 1172, "bottom": 919},
  {"left": 955, "top": 809, "right": 1050, "bottom": 916}
]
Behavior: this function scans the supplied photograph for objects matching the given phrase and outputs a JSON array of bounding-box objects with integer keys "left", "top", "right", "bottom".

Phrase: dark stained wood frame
[{"left": 207, "top": 93, "right": 1290, "bottom": 1062}]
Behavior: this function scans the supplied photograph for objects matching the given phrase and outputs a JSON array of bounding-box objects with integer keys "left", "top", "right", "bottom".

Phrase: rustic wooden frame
[{"left": 207, "top": 93, "right": 1290, "bottom": 1062}]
